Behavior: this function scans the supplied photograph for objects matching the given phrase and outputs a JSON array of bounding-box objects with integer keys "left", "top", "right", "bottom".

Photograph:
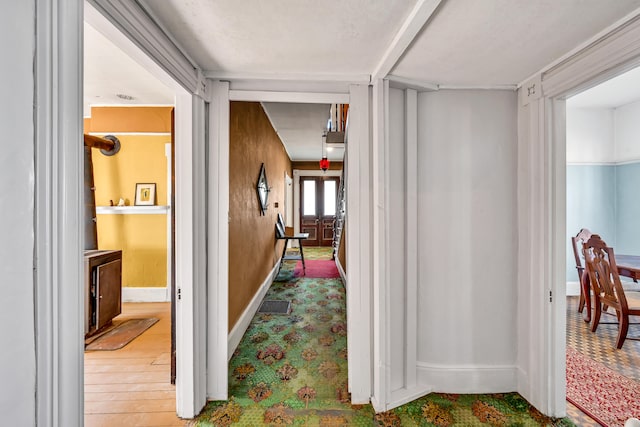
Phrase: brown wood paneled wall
[{"left": 229, "top": 102, "right": 292, "bottom": 331}]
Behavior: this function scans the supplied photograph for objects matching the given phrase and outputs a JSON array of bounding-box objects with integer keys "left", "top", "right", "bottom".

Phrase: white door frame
[
  {"left": 517, "top": 10, "right": 640, "bottom": 417},
  {"left": 35, "top": 1, "right": 84, "bottom": 425},
  {"left": 215, "top": 86, "right": 373, "bottom": 404},
  {"left": 36, "top": 1, "right": 211, "bottom": 422}
]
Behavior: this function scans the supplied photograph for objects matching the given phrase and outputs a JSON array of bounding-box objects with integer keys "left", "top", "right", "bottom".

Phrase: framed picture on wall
[{"left": 135, "top": 183, "right": 156, "bottom": 206}]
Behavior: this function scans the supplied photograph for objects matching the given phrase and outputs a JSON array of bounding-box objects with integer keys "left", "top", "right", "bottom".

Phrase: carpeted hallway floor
[{"left": 192, "top": 247, "right": 574, "bottom": 426}]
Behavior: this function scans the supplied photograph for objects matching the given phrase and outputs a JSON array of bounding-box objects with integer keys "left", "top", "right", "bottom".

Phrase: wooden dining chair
[
  {"left": 583, "top": 234, "right": 640, "bottom": 349},
  {"left": 571, "top": 228, "right": 592, "bottom": 314}
]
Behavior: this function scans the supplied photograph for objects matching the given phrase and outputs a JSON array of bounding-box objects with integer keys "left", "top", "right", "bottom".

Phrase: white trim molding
[
  {"left": 35, "top": 0, "right": 84, "bottom": 425},
  {"left": 230, "top": 90, "right": 350, "bottom": 104},
  {"left": 206, "top": 80, "right": 230, "bottom": 401},
  {"left": 346, "top": 84, "right": 373, "bottom": 405},
  {"left": 227, "top": 263, "right": 279, "bottom": 360},
  {"left": 566, "top": 281, "right": 580, "bottom": 296},
  {"left": 515, "top": 12, "right": 640, "bottom": 418},
  {"left": 372, "top": 0, "right": 443, "bottom": 80},
  {"left": 86, "top": 0, "right": 206, "bottom": 96},
  {"left": 417, "top": 363, "right": 518, "bottom": 394},
  {"left": 122, "top": 287, "right": 171, "bottom": 302},
  {"left": 207, "top": 71, "right": 369, "bottom": 84}
]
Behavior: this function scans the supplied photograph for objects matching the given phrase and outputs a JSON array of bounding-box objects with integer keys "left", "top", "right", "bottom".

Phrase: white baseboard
[
  {"left": 122, "top": 286, "right": 170, "bottom": 302},
  {"left": 417, "top": 362, "right": 517, "bottom": 394},
  {"left": 336, "top": 256, "right": 346, "bottom": 285},
  {"left": 227, "top": 261, "right": 280, "bottom": 360},
  {"left": 566, "top": 281, "right": 580, "bottom": 296}
]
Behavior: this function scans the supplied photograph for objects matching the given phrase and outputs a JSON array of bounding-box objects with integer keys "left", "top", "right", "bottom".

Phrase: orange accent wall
[
  {"left": 89, "top": 106, "right": 173, "bottom": 133},
  {"left": 229, "top": 102, "right": 292, "bottom": 331},
  {"left": 89, "top": 106, "right": 171, "bottom": 288}
]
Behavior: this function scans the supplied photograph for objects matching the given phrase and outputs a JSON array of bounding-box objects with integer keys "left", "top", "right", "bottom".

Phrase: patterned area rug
[
  {"left": 294, "top": 260, "right": 341, "bottom": 278},
  {"left": 191, "top": 249, "right": 573, "bottom": 426},
  {"left": 566, "top": 346, "right": 640, "bottom": 427}
]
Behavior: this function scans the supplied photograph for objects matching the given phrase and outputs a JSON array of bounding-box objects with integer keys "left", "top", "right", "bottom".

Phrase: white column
[
  {"left": 346, "top": 83, "right": 373, "bottom": 404},
  {"left": 207, "top": 80, "right": 230, "bottom": 400}
]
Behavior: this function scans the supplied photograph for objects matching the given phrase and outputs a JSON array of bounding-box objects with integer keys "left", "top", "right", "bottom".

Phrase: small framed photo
[{"left": 134, "top": 183, "right": 156, "bottom": 206}]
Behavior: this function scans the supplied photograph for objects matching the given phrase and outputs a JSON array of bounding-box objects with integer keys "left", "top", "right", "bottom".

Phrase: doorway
[
  {"left": 563, "top": 66, "right": 640, "bottom": 425},
  {"left": 300, "top": 176, "right": 340, "bottom": 246},
  {"left": 82, "top": 5, "right": 187, "bottom": 423}
]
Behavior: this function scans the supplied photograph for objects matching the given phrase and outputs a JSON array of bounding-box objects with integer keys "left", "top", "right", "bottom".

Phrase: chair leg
[
  {"left": 578, "top": 291, "right": 585, "bottom": 313},
  {"left": 591, "top": 298, "right": 602, "bottom": 333},
  {"left": 615, "top": 312, "right": 629, "bottom": 349},
  {"left": 580, "top": 271, "right": 591, "bottom": 322}
]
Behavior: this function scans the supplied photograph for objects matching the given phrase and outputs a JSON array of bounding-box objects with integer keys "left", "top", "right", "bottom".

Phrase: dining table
[{"left": 581, "top": 254, "right": 640, "bottom": 323}]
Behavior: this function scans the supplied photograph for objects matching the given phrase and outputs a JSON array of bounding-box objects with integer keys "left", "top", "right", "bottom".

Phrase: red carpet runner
[
  {"left": 566, "top": 346, "right": 640, "bottom": 426},
  {"left": 294, "top": 260, "right": 340, "bottom": 278}
]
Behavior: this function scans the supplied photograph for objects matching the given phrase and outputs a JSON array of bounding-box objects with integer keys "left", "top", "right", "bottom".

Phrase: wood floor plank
[
  {"left": 84, "top": 302, "right": 183, "bottom": 426},
  {"left": 85, "top": 371, "right": 171, "bottom": 385},
  {"left": 85, "top": 363, "right": 169, "bottom": 374},
  {"left": 85, "top": 412, "right": 186, "bottom": 427},
  {"left": 84, "top": 390, "right": 176, "bottom": 402},
  {"left": 85, "top": 398, "right": 176, "bottom": 414},
  {"left": 85, "top": 383, "right": 176, "bottom": 393}
]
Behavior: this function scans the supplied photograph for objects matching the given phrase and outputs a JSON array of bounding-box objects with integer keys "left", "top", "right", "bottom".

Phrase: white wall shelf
[{"left": 96, "top": 205, "right": 169, "bottom": 215}]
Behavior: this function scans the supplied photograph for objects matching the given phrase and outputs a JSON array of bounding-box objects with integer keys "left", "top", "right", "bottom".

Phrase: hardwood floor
[{"left": 84, "top": 302, "right": 185, "bottom": 427}]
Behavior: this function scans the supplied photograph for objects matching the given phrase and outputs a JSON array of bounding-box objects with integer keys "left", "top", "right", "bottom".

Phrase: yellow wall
[{"left": 87, "top": 107, "right": 171, "bottom": 288}]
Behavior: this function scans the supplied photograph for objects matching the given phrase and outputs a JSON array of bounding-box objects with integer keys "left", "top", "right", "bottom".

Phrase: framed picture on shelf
[{"left": 134, "top": 183, "right": 156, "bottom": 206}]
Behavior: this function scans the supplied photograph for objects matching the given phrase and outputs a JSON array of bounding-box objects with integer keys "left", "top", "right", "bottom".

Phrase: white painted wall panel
[
  {"left": 0, "top": 1, "right": 36, "bottom": 424},
  {"left": 566, "top": 107, "right": 614, "bottom": 164},
  {"left": 615, "top": 100, "right": 640, "bottom": 163},
  {"left": 388, "top": 88, "right": 406, "bottom": 392},
  {"left": 416, "top": 91, "right": 517, "bottom": 371}
]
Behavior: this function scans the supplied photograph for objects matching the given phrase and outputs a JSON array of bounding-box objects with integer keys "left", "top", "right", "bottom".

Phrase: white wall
[
  {"left": 566, "top": 107, "right": 615, "bottom": 163},
  {"left": 615, "top": 100, "right": 640, "bottom": 163},
  {"left": 416, "top": 90, "right": 518, "bottom": 390},
  {"left": 0, "top": 1, "right": 36, "bottom": 424},
  {"left": 388, "top": 88, "right": 406, "bottom": 392}
]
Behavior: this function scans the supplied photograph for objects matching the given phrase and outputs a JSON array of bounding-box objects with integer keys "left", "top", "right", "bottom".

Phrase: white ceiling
[
  {"left": 138, "top": 0, "right": 416, "bottom": 76},
  {"left": 84, "top": 23, "right": 174, "bottom": 117},
  {"left": 85, "top": 0, "right": 640, "bottom": 158},
  {"left": 567, "top": 66, "right": 640, "bottom": 109},
  {"left": 392, "top": 0, "right": 640, "bottom": 86},
  {"left": 262, "top": 103, "right": 344, "bottom": 161}
]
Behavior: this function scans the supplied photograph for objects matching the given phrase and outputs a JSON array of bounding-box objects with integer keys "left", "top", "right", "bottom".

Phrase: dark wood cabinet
[{"left": 84, "top": 250, "right": 122, "bottom": 337}]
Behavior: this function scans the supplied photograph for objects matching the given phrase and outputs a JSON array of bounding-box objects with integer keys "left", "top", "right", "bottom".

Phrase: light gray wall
[
  {"left": 565, "top": 165, "right": 616, "bottom": 280},
  {"left": 0, "top": 1, "right": 36, "bottom": 424},
  {"left": 416, "top": 90, "right": 517, "bottom": 366},
  {"left": 566, "top": 103, "right": 640, "bottom": 282}
]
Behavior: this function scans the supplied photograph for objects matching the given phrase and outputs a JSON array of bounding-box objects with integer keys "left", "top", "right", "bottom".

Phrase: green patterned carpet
[{"left": 191, "top": 247, "right": 573, "bottom": 426}]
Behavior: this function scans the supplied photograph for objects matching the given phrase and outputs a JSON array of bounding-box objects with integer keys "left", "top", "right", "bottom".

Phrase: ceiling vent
[{"left": 326, "top": 131, "right": 344, "bottom": 145}]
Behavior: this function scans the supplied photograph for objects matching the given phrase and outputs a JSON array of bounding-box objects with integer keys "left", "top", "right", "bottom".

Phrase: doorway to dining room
[{"left": 564, "top": 66, "right": 640, "bottom": 425}]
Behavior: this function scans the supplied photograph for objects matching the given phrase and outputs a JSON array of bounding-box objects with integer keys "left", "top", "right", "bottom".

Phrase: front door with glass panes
[{"left": 300, "top": 176, "right": 339, "bottom": 246}]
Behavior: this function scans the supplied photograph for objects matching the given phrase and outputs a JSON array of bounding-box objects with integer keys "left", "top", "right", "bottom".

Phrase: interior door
[{"left": 300, "top": 176, "right": 339, "bottom": 246}]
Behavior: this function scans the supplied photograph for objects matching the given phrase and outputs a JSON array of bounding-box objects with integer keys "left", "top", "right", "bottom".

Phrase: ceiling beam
[
  {"left": 205, "top": 71, "right": 369, "bottom": 84},
  {"left": 387, "top": 75, "right": 439, "bottom": 91},
  {"left": 371, "top": 0, "right": 444, "bottom": 81},
  {"left": 229, "top": 90, "right": 349, "bottom": 104}
]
